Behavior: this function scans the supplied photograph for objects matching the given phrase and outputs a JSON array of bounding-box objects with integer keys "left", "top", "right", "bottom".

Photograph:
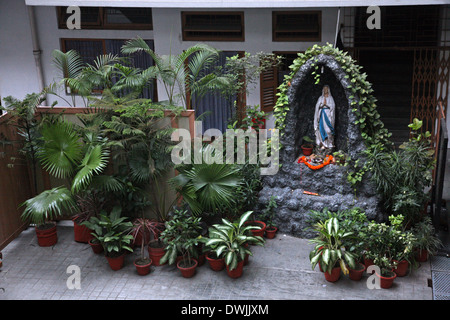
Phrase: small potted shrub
[
  {"left": 130, "top": 218, "right": 162, "bottom": 276},
  {"left": 411, "top": 216, "right": 443, "bottom": 262},
  {"left": 373, "top": 256, "right": 397, "bottom": 289},
  {"left": 260, "top": 196, "right": 278, "bottom": 239},
  {"left": 301, "top": 136, "right": 314, "bottom": 156},
  {"left": 309, "top": 217, "right": 357, "bottom": 282},
  {"left": 205, "top": 211, "right": 265, "bottom": 278},
  {"left": 85, "top": 207, "right": 134, "bottom": 271},
  {"left": 159, "top": 209, "right": 203, "bottom": 278}
]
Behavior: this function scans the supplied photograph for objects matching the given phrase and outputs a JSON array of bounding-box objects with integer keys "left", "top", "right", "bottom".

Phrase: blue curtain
[{"left": 191, "top": 51, "right": 237, "bottom": 134}]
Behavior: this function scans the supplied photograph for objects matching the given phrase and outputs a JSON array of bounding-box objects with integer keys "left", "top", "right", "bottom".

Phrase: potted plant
[
  {"left": 130, "top": 218, "right": 162, "bottom": 276},
  {"left": 205, "top": 211, "right": 265, "bottom": 279},
  {"left": 411, "top": 216, "right": 443, "bottom": 262},
  {"left": 205, "top": 250, "right": 225, "bottom": 271},
  {"left": 301, "top": 136, "right": 314, "bottom": 156},
  {"left": 21, "top": 186, "right": 76, "bottom": 246},
  {"left": 260, "top": 196, "right": 278, "bottom": 239},
  {"left": 373, "top": 256, "right": 397, "bottom": 289},
  {"left": 159, "top": 209, "right": 203, "bottom": 278},
  {"left": 309, "top": 217, "right": 357, "bottom": 282},
  {"left": 84, "top": 207, "right": 134, "bottom": 271}
]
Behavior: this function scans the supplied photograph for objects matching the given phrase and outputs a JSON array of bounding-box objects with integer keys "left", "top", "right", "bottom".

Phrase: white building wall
[{"left": 0, "top": 0, "right": 40, "bottom": 101}]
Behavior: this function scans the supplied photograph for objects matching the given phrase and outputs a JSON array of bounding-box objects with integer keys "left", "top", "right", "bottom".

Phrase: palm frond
[
  {"left": 21, "top": 186, "right": 75, "bottom": 225},
  {"left": 38, "top": 120, "right": 83, "bottom": 179}
]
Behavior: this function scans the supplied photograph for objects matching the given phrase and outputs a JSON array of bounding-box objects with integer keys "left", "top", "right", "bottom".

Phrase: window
[
  {"left": 260, "top": 52, "right": 300, "bottom": 112},
  {"left": 57, "top": 7, "right": 153, "bottom": 30},
  {"left": 61, "top": 39, "right": 157, "bottom": 100},
  {"left": 272, "top": 11, "right": 321, "bottom": 42},
  {"left": 181, "top": 12, "right": 245, "bottom": 41}
]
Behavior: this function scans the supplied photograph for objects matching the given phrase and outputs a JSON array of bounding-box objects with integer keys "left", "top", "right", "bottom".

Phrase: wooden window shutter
[{"left": 260, "top": 66, "right": 278, "bottom": 112}]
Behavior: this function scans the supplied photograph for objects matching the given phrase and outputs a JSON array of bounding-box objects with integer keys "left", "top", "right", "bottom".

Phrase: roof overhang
[{"left": 24, "top": 0, "right": 450, "bottom": 8}]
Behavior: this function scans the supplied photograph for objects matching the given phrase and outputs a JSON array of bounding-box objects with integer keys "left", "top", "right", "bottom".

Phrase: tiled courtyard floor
[{"left": 0, "top": 220, "right": 434, "bottom": 301}]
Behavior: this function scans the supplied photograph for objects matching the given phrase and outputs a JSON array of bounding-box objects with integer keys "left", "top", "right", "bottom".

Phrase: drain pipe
[
  {"left": 27, "top": 5, "right": 47, "bottom": 103},
  {"left": 334, "top": 7, "right": 341, "bottom": 48}
]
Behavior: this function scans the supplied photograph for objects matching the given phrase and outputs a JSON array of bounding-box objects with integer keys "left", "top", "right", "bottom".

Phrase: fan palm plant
[
  {"left": 20, "top": 118, "right": 122, "bottom": 244},
  {"left": 170, "top": 144, "right": 242, "bottom": 217}
]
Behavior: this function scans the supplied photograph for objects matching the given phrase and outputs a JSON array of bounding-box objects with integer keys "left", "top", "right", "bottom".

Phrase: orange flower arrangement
[{"left": 298, "top": 155, "right": 334, "bottom": 170}]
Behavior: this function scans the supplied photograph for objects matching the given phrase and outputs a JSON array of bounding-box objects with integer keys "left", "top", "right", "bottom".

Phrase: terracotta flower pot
[
  {"left": 245, "top": 221, "right": 266, "bottom": 237},
  {"left": 265, "top": 226, "right": 278, "bottom": 239},
  {"left": 134, "top": 258, "right": 152, "bottom": 276},
  {"left": 73, "top": 218, "right": 92, "bottom": 243},
  {"left": 177, "top": 259, "right": 198, "bottom": 278},
  {"left": 88, "top": 239, "right": 104, "bottom": 254},
  {"left": 324, "top": 266, "right": 341, "bottom": 282},
  {"left": 206, "top": 252, "right": 225, "bottom": 271},
  {"left": 226, "top": 260, "right": 244, "bottom": 279},
  {"left": 35, "top": 222, "right": 57, "bottom": 247},
  {"left": 301, "top": 145, "right": 313, "bottom": 156},
  {"left": 364, "top": 257, "right": 374, "bottom": 269},
  {"left": 376, "top": 269, "right": 397, "bottom": 289},
  {"left": 394, "top": 259, "right": 409, "bottom": 277},
  {"left": 415, "top": 248, "right": 429, "bottom": 262},
  {"left": 348, "top": 262, "right": 366, "bottom": 281},
  {"left": 148, "top": 241, "right": 166, "bottom": 266},
  {"left": 106, "top": 253, "right": 125, "bottom": 271}
]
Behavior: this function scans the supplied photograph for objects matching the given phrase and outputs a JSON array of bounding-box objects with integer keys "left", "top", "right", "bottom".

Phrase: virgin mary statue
[{"left": 314, "top": 85, "right": 335, "bottom": 150}]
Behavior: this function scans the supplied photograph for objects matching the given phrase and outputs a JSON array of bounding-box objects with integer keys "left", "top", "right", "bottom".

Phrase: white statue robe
[{"left": 314, "top": 88, "right": 336, "bottom": 149}]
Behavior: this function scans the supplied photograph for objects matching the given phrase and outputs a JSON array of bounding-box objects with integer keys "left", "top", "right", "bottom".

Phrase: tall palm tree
[{"left": 121, "top": 37, "right": 232, "bottom": 108}]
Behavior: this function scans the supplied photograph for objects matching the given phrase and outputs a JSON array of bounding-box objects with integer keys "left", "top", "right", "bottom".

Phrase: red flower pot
[
  {"left": 245, "top": 221, "right": 266, "bottom": 237},
  {"left": 88, "top": 239, "right": 103, "bottom": 254},
  {"left": 177, "top": 259, "right": 198, "bottom": 278},
  {"left": 376, "top": 269, "right": 397, "bottom": 289},
  {"left": 148, "top": 241, "right": 166, "bottom": 266},
  {"left": 301, "top": 145, "right": 313, "bottom": 156},
  {"left": 348, "top": 263, "right": 366, "bottom": 281},
  {"left": 134, "top": 258, "right": 152, "bottom": 276},
  {"left": 324, "top": 266, "right": 341, "bottom": 282},
  {"left": 206, "top": 253, "right": 225, "bottom": 271},
  {"left": 73, "top": 218, "right": 93, "bottom": 243},
  {"left": 364, "top": 257, "right": 374, "bottom": 269},
  {"left": 106, "top": 253, "right": 125, "bottom": 271},
  {"left": 416, "top": 248, "right": 429, "bottom": 262},
  {"left": 226, "top": 260, "right": 244, "bottom": 279},
  {"left": 35, "top": 223, "right": 57, "bottom": 247},
  {"left": 265, "top": 226, "right": 278, "bottom": 239},
  {"left": 394, "top": 260, "right": 409, "bottom": 277}
]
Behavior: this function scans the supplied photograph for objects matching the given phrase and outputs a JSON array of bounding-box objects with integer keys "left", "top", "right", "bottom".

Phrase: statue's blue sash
[{"left": 319, "top": 106, "right": 335, "bottom": 141}]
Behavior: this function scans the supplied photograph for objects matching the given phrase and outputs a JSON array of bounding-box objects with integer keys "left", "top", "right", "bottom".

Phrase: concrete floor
[{"left": 0, "top": 220, "right": 433, "bottom": 301}]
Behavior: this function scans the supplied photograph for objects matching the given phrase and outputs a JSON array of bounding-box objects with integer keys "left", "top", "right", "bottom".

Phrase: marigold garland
[{"left": 298, "top": 155, "right": 334, "bottom": 170}]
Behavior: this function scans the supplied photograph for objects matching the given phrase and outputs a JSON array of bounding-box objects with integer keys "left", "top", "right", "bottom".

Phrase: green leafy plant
[
  {"left": 259, "top": 196, "right": 278, "bottom": 228},
  {"left": 363, "top": 215, "right": 416, "bottom": 274},
  {"left": 20, "top": 118, "right": 122, "bottom": 228},
  {"left": 170, "top": 144, "right": 242, "bottom": 217},
  {"left": 82, "top": 206, "right": 134, "bottom": 257},
  {"left": 121, "top": 37, "right": 228, "bottom": 108},
  {"left": 309, "top": 217, "right": 357, "bottom": 275},
  {"left": 1, "top": 92, "right": 50, "bottom": 195},
  {"left": 365, "top": 119, "right": 435, "bottom": 225},
  {"left": 159, "top": 209, "right": 203, "bottom": 267},
  {"left": 204, "top": 211, "right": 265, "bottom": 271},
  {"left": 411, "top": 216, "right": 443, "bottom": 257}
]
